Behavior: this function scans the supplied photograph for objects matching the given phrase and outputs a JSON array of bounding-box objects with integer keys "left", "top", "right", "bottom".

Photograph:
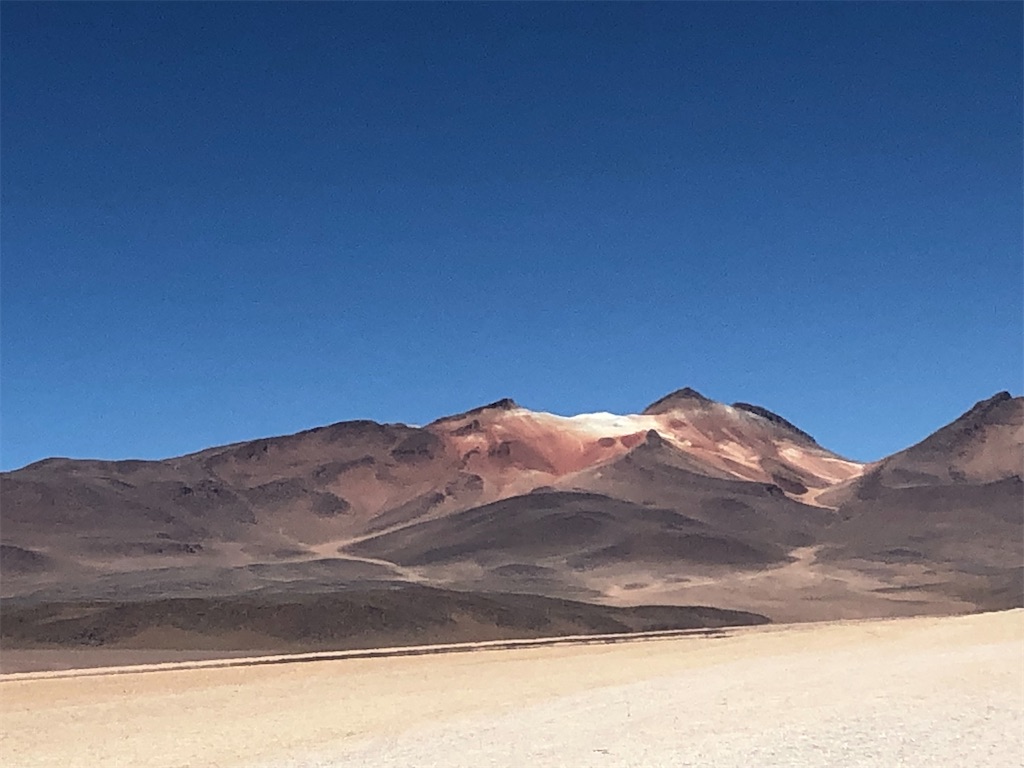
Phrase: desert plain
[{"left": 2, "top": 608, "right": 1021, "bottom": 768}]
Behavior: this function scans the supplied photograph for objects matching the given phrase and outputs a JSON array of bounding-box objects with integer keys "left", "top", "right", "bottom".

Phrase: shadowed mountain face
[{"left": 1, "top": 389, "right": 1021, "bottom": 655}]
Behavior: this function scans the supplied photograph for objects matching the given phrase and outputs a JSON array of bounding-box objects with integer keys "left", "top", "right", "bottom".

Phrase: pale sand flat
[{"left": 2, "top": 610, "right": 1022, "bottom": 767}]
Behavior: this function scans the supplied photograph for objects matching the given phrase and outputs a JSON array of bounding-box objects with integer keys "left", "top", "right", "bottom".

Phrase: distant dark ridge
[
  {"left": 732, "top": 403, "right": 817, "bottom": 445},
  {"left": 0, "top": 588, "right": 770, "bottom": 652}
]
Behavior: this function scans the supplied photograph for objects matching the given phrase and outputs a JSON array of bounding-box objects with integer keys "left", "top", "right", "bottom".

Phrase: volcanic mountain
[
  {"left": 817, "top": 392, "right": 1023, "bottom": 611},
  {"left": 1, "top": 388, "right": 1020, "bottom": 660}
]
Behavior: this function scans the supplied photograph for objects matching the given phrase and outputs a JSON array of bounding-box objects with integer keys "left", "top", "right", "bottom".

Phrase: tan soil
[{"left": 1, "top": 610, "right": 1021, "bottom": 767}]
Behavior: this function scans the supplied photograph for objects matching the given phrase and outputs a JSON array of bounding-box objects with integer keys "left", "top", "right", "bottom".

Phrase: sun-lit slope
[
  {"left": 555, "top": 430, "right": 837, "bottom": 549},
  {"left": 430, "top": 389, "right": 863, "bottom": 509}
]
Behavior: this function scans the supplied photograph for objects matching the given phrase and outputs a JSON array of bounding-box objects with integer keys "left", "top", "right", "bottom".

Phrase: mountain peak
[
  {"left": 644, "top": 429, "right": 666, "bottom": 447},
  {"left": 481, "top": 397, "right": 519, "bottom": 411},
  {"left": 968, "top": 391, "right": 1015, "bottom": 415},
  {"left": 642, "top": 387, "right": 713, "bottom": 415},
  {"left": 433, "top": 397, "right": 520, "bottom": 424},
  {"left": 938, "top": 391, "right": 1022, "bottom": 435},
  {"left": 732, "top": 402, "right": 818, "bottom": 445}
]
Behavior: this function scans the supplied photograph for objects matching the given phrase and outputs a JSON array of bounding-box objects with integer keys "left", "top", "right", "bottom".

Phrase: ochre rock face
[{"left": 430, "top": 394, "right": 862, "bottom": 507}]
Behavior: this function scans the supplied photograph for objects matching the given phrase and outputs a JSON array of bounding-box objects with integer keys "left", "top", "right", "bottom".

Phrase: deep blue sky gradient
[{"left": 2, "top": 2, "right": 1021, "bottom": 469}]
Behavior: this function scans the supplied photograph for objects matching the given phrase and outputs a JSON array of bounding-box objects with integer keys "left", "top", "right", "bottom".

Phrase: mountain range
[{"left": 2, "top": 388, "right": 1021, "bottom": 658}]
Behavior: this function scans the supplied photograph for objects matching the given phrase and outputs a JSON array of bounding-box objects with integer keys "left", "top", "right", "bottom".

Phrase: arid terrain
[
  {"left": 1, "top": 610, "right": 1020, "bottom": 767},
  {"left": 3, "top": 3, "right": 1019, "bottom": 767},
  {"left": 1, "top": 388, "right": 1021, "bottom": 665}
]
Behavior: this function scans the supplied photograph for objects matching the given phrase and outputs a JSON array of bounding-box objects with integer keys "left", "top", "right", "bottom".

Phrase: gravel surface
[
  {"left": 295, "top": 631, "right": 1023, "bottom": 767},
  {"left": 4, "top": 611, "right": 1021, "bottom": 768}
]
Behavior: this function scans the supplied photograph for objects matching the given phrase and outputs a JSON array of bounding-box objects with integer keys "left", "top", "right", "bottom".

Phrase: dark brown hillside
[
  {"left": 346, "top": 490, "right": 788, "bottom": 569},
  {"left": 819, "top": 394, "right": 1024, "bottom": 610},
  {"left": 0, "top": 588, "right": 768, "bottom": 664}
]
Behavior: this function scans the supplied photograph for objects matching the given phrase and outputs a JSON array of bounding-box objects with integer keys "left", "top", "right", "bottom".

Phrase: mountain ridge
[{"left": 1, "top": 389, "right": 1020, "bottom": 655}]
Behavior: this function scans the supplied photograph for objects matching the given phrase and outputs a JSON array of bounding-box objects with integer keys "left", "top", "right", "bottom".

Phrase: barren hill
[{"left": 1, "top": 389, "right": 1020, "bottom": 658}]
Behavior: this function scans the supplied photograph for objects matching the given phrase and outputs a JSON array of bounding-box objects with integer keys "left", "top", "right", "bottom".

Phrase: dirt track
[{"left": 2, "top": 610, "right": 1022, "bottom": 767}]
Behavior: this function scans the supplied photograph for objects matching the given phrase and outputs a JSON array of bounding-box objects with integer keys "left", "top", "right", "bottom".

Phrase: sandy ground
[{"left": 2, "top": 610, "right": 1021, "bottom": 767}]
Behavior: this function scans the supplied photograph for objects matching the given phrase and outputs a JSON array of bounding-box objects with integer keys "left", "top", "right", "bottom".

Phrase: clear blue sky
[{"left": 2, "top": 2, "right": 1021, "bottom": 470}]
